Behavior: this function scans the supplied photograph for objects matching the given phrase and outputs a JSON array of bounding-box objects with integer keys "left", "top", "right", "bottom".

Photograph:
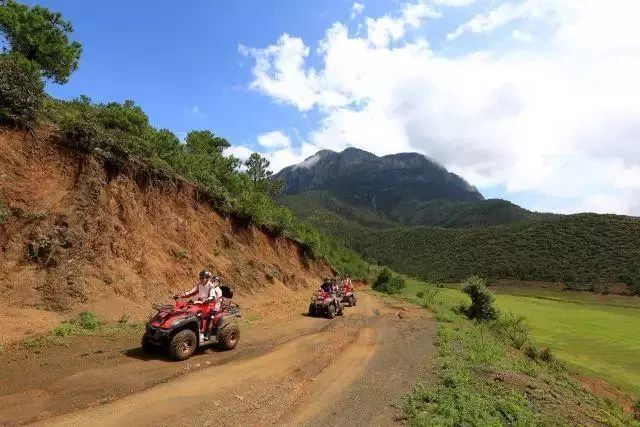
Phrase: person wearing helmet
[
  {"left": 175, "top": 270, "right": 224, "bottom": 340},
  {"left": 320, "top": 277, "right": 333, "bottom": 293},
  {"left": 174, "top": 270, "right": 220, "bottom": 304}
]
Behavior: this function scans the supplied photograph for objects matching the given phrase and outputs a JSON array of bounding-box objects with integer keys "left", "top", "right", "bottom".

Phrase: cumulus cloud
[
  {"left": 512, "top": 29, "right": 533, "bottom": 43},
  {"left": 350, "top": 2, "right": 365, "bottom": 20},
  {"left": 241, "top": 0, "right": 640, "bottom": 215},
  {"left": 258, "top": 130, "right": 291, "bottom": 149}
]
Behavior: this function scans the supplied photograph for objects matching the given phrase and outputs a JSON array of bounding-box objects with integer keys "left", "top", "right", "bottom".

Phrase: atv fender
[{"left": 212, "top": 314, "right": 237, "bottom": 337}]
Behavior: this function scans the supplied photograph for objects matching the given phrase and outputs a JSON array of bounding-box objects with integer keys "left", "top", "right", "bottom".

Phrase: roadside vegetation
[
  {"left": 374, "top": 277, "right": 640, "bottom": 426},
  {"left": 0, "top": 0, "right": 371, "bottom": 278},
  {"left": 19, "top": 312, "right": 143, "bottom": 350}
]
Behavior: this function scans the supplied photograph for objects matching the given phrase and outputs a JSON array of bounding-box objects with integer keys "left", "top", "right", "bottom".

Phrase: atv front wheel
[
  {"left": 308, "top": 304, "right": 317, "bottom": 316},
  {"left": 169, "top": 329, "right": 197, "bottom": 361},
  {"left": 349, "top": 295, "right": 356, "bottom": 307},
  {"left": 141, "top": 334, "right": 158, "bottom": 353},
  {"left": 218, "top": 324, "right": 240, "bottom": 350},
  {"left": 326, "top": 304, "right": 336, "bottom": 319}
]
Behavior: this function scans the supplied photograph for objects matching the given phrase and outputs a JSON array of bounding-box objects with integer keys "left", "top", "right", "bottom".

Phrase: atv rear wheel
[
  {"left": 169, "top": 329, "right": 197, "bottom": 361},
  {"left": 218, "top": 324, "right": 240, "bottom": 350},
  {"left": 308, "top": 304, "right": 317, "bottom": 316},
  {"left": 349, "top": 295, "right": 356, "bottom": 307},
  {"left": 337, "top": 304, "right": 344, "bottom": 316},
  {"left": 326, "top": 304, "right": 336, "bottom": 319}
]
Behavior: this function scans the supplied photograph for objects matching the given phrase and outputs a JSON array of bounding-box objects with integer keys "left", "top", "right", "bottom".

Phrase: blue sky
[
  {"left": 27, "top": 1, "right": 411, "bottom": 147},
  {"left": 19, "top": 1, "right": 640, "bottom": 215}
]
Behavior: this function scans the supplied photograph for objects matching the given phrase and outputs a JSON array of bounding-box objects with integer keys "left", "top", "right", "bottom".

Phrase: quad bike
[
  {"left": 142, "top": 286, "right": 241, "bottom": 361},
  {"left": 341, "top": 282, "right": 357, "bottom": 307},
  {"left": 308, "top": 290, "right": 344, "bottom": 319}
]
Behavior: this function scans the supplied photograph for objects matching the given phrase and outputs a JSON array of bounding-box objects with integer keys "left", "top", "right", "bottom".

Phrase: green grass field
[{"left": 404, "top": 279, "right": 640, "bottom": 398}]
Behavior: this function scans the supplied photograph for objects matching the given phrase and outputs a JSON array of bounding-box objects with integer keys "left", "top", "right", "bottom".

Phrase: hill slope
[
  {"left": 0, "top": 129, "right": 331, "bottom": 320},
  {"left": 355, "top": 214, "right": 640, "bottom": 282},
  {"left": 277, "top": 149, "right": 640, "bottom": 283}
]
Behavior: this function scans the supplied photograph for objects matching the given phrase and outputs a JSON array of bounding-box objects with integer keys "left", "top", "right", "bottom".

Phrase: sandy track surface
[{"left": 1, "top": 293, "right": 435, "bottom": 426}]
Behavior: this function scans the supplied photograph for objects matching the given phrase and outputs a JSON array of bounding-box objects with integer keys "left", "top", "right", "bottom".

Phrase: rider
[
  {"left": 174, "top": 270, "right": 219, "bottom": 303},
  {"left": 320, "top": 277, "right": 333, "bottom": 293},
  {"left": 174, "top": 270, "right": 223, "bottom": 339}
]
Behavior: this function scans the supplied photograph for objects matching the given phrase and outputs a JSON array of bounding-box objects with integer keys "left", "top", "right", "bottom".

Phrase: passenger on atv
[
  {"left": 320, "top": 277, "right": 333, "bottom": 293},
  {"left": 173, "top": 270, "right": 223, "bottom": 339}
]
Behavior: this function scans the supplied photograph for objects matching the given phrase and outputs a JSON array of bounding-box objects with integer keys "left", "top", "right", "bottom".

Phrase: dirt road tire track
[{"left": 2, "top": 293, "right": 435, "bottom": 426}]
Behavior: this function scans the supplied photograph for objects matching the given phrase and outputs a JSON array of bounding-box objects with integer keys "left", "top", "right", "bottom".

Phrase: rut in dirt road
[{"left": 4, "top": 293, "right": 436, "bottom": 427}]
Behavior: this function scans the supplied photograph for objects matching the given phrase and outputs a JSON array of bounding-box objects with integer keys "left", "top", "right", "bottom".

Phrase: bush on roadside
[
  {"left": 53, "top": 322, "right": 75, "bottom": 337},
  {"left": 462, "top": 275, "right": 498, "bottom": 321},
  {"left": 524, "top": 345, "right": 539, "bottom": 360},
  {"left": 373, "top": 268, "right": 406, "bottom": 294},
  {"left": 539, "top": 347, "right": 554, "bottom": 363},
  {"left": 490, "top": 312, "right": 529, "bottom": 349},
  {"left": 0, "top": 53, "right": 44, "bottom": 127},
  {"left": 77, "top": 311, "right": 100, "bottom": 330}
]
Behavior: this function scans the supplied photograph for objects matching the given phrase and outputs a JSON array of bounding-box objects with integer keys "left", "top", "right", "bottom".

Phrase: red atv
[
  {"left": 341, "top": 282, "right": 357, "bottom": 307},
  {"left": 308, "top": 290, "right": 344, "bottom": 319},
  {"left": 142, "top": 286, "right": 240, "bottom": 361}
]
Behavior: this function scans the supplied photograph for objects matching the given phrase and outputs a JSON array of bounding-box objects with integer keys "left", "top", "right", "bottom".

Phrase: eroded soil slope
[{"left": 0, "top": 129, "right": 331, "bottom": 342}]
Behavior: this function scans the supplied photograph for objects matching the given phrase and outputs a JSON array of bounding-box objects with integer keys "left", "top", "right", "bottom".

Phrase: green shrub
[
  {"left": 373, "top": 267, "right": 393, "bottom": 288},
  {"left": 490, "top": 312, "right": 529, "bottom": 349},
  {"left": 524, "top": 345, "right": 539, "bottom": 360},
  {"left": 372, "top": 268, "right": 406, "bottom": 294},
  {"left": 462, "top": 275, "right": 498, "bottom": 321},
  {"left": 77, "top": 311, "right": 100, "bottom": 330},
  {"left": 53, "top": 322, "right": 75, "bottom": 337},
  {"left": 539, "top": 347, "right": 554, "bottom": 363},
  {"left": 416, "top": 291, "right": 424, "bottom": 298},
  {"left": 0, "top": 52, "right": 44, "bottom": 127}
]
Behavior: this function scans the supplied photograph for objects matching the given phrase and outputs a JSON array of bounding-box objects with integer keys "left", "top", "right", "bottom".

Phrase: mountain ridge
[{"left": 275, "top": 148, "right": 640, "bottom": 283}]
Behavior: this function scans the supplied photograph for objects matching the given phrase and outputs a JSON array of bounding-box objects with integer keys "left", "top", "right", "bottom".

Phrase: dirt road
[{"left": 1, "top": 293, "right": 436, "bottom": 426}]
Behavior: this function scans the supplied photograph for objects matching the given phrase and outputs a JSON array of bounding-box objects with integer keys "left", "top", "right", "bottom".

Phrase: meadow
[{"left": 404, "top": 279, "right": 640, "bottom": 398}]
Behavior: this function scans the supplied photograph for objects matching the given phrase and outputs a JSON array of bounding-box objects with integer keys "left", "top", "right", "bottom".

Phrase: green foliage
[
  {"left": 489, "top": 312, "right": 529, "bottom": 349},
  {"left": 343, "top": 214, "right": 640, "bottom": 283},
  {"left": 185, "top": 130, "right": 229, "bottom": 155},
  {"left": 0, "top": 0, "right": 82, "bottom": 84},
  {"left": 77, "top": 311, "right": 100, "bottom": 330},
  {"left": 539, "top": 347, "right": 554, "bottom": 363},
  {"left": 462, "top": 275, "right": 498, "bottom": 321},
  {"left": 393, "top": 198, "right": 554, "bottom": 228},
  {"left": 373, "top": 267, "right": 392, "bottom": 288},
  {"left": 0, "top": 52, "right": 44, "bottom": 127},
  {"left": 53, "top": 322, "right": 75, "bottom": 337},
  {"left": 402, "top": 280, "right": 638, "bottom": 426},
  {"left": 372, "top": 268, "right": 406, "bottom": 294}
]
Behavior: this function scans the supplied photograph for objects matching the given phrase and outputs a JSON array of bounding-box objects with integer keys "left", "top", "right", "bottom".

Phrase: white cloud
[
  {"left": 512, "top": 29, "right": 533, "bottom": 43},
  {"left": 434, "top": 0, "right": 477, "bottom": 6},
  {"left": 257, "top": 130, "right": 291, "bottom": 149},
  {"left": 242, "top": 0, "right": 640, "bottom": 215},
  {"left": 224, "top": 145, "right": 253, "bottom": 161},
  {"left": 447, "top": 0, "right": 556, "bottom": 41},
  {"left": 350, "top": 2, "right": 365, "bottom": 20}
]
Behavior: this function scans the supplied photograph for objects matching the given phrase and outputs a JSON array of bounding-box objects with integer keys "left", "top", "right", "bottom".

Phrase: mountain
[
  {"left": 276, "top": 148, "right": 640, "bottom": 283},
  {"left": 275, "top": 148, "right": 483, "bottom": 221}
]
